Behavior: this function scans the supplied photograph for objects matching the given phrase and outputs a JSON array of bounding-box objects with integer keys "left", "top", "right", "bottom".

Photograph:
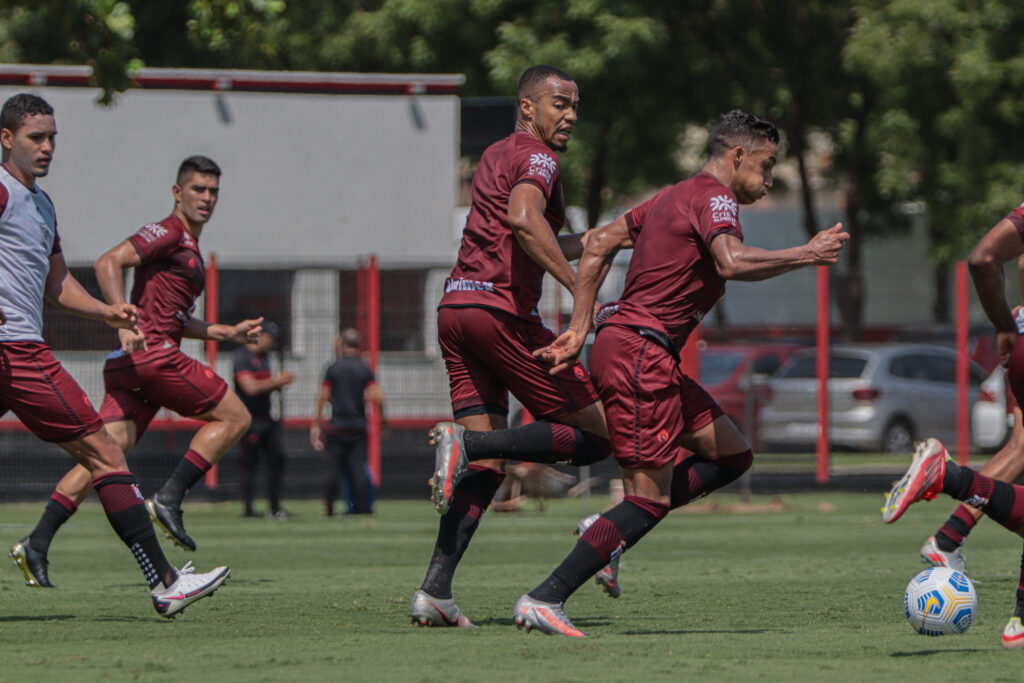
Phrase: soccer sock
[
  {"left": 669, "top": 450, "right": 753, "bottom": 509},
  {"left": 94, "top": 472, "right": 176, "bottom": 589},
  {"left": 28, "top": 492, "right": 78, "bottom": 555},
  {"left": 462, "top": 422, "right": 611, "bottom": 466},
  {"left": 529, "top": 496, "right": 669, "bottom": 604},
  {"left": 942, "top": 462, "right": 1024, "bottom": 534},
  {"left": 158, "top": 449, "right": 212, "bottom": 505},
  {"left": 420, "top": 464, "right": 505, "bottom": 599},
  {"left": 934, "top": 505, "right": 979, "bottom": 552}
]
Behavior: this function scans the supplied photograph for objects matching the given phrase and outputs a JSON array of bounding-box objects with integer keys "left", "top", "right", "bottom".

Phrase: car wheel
[{"left": 882, "top": 418, "right": 915, "bottom": 453}]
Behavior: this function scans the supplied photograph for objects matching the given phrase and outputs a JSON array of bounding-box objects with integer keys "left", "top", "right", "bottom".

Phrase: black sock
[
  {"left": 529, "top": 496, "right": 668, "bottom": 604},
  {"left": 94, "top": 473, "right": 176, "bottom": 589},
  {"left": 670, "top": 450, "right": 753, "bottom": 509},
  {"left": 159, "top": 454, "right": 207, "bottom": 505},
  {"left": 29, "top": 496, "right": 76, "bottom": 555},
  {"left": 462, "top": 422, "right": 610, "bottom": 466},
  {"left": 420, "top": 466, "right": 505, "bottom": 599}
]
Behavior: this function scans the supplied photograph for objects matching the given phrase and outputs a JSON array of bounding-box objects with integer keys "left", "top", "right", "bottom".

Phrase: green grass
[{"left": 2, "top": 494, "right": 1024, "bottom": 681}]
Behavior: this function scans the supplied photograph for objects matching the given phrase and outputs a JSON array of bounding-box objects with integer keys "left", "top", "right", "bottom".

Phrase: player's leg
[
  {"left": 265, "top": 419, "right": 287, "bottom": 517},
  {"left": 238, "top": 425, "right": 260, "bottom": 517},
  {"left": 343, "top": 433, "right": 372, "bottom": 514},
  {"left": 925, "top": 406, "right": 1024, "bottom": 572},
  {"left": 673, "top": 412, "right": 754, "bottom": 509},
  {"left": 323, "top": 434, "right": 344, "bottom": 516}
]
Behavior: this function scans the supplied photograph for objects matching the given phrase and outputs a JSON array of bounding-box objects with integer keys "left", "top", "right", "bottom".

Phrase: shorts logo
[
  {"left": 656, "top": 429, "right": 669, "bottom": 443},
  {"left": 573, "top": 366, "right": 586, "bottom": 380},
  {"left": 81, "top": 393, "right": 91, "bottom": 407},
  {"left": 445, "top": 277, "right": 494, "bottom": 293},
  {"left": 138, "top": 223, "right": 168, "bottom": 243},
  {"left": 709, "top": 194, "right": 738, "bottom": 226},
  {"left": 528, "top": 152, "right": 557, "bottom": 184},
  {"left": 188, "top": 258, "right": 196, "bottom": 269},
  {"left": 204, "top": 370, "right": 214, "bottom": 379}
]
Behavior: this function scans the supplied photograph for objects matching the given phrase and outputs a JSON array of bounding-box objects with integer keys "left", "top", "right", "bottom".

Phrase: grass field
[{"left": 2, "top": 492, "right": 1024, "bottom": 681}]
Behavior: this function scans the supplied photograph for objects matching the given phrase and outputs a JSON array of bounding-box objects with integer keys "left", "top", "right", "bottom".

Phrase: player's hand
[
  {"left": 806, "top": 223, "right": 849, "bottom": 265},
  {"left": 277, "top": 371, "right": 296, "bottom": 388},
  {"left": 310, "top": 423, "right": 325, "bottom": 451},
  {"left": 997, "top": 330, "right": 1018, "bottom": 368},
  {"left": 118, "top": 326, "right": 147, "bottom": 353},
  {"left": 102, "top": 303, "right": 138, "bottom": 329},
  {"left": 533, "top": 328, "right": 587, "bottom": 375},
  {"left": 233, "top": 317, "right": 265, "bottom": 344}
]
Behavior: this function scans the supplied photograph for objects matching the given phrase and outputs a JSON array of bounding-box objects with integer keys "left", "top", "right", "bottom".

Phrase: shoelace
[{"left": 177, "top": 561, "right": 195, "bottom": 578}]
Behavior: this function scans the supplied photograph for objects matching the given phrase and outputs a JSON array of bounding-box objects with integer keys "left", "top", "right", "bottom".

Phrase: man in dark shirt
[
  {"left": 311, "top": 329, "right": 385, "bottom": 516},
  {"left": 234, "top": 321, "right": 294, "bottom": 519}
]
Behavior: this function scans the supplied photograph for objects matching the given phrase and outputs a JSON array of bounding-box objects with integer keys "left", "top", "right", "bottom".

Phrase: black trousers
[
  {"left": 238, "top": 416, "right": 286, "bottom": 514},
  {"left": 324, "top": 431, "right": 372, "bottom": 514}
]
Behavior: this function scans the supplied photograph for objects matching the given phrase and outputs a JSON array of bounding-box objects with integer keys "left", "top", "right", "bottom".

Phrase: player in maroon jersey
[
  {"left": 411, "top": 65, "right": 613, "bottom": 628},
  {"left": 513, "top": 110, "right": 849, "bottom": 636},
  {"left": 13, "top": 156, "right": 263, "bottom": 574}
]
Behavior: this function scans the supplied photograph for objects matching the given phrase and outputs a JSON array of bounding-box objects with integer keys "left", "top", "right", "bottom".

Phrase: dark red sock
[
  {"left": 935, "top": 505, "right": 979, "bottom": 551},
  {"left": 94, "top": 472, "right": 175, "bottom": 588},
  {"left": 943, "top": 463, "right": 1024, "bottom": 534}
]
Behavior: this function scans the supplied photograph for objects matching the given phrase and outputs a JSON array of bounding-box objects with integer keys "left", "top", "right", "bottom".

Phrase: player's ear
[
  {"left": 731, "top": 146, "right": 745, "bottom": 170},
  {"left": 519, "top": 96, "right": 535, "bottom": 122},
  {"left": 0, "top": 127, "right": 12, "bottom": 151}
]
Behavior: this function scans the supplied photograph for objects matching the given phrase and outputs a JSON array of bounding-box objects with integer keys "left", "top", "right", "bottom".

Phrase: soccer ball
[{"left": 904, "top": 567, "right": 977, "bottom": 635}]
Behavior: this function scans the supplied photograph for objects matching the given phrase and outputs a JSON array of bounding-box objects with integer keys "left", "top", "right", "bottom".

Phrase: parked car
[
  {"left": 760, "top": 344, "right": 1006, "bottom": 452},
  {"left": 699, "top": 342, "right": 800, "bottom": 439}
]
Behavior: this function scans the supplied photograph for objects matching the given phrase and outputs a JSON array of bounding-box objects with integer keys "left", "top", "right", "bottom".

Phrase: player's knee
[
  {"left": 719, "top": 449, "right": 753, "bottom": 474},
  {"left": 570, "top": 431, "right": 611, "bottom": 467}
]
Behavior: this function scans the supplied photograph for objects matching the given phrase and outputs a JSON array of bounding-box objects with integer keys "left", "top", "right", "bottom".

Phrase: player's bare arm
[
  {"left": 310, "top": 383, "right": 331, "bottom": 451},
  {"left": 184, "top": 316, "right": 264, "bottom": 344},
  {"left": 508, "top": 182, "right": 578, "bottom": 293},
  {"left": 45, "top": 252, "right": 137, "bottom": 328},
  {"left": 969, "top": 218, "right": 1024, "bottom": 365},
  {"left": 94, "top": 240, "right": 144, "bottom": 306},
  {"left": 709, "top": 223, "right": 848, "bottom": 282},
  {"left": 536, "top": 215, "right": 634, "bottom": 373},
  {"left": 237, "top": 369, "right": 295, "bottom": 398}
]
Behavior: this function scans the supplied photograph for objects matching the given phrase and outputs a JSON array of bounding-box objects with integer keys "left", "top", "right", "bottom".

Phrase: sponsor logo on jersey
[
  {"left": 138, "top": 223, "right": 168, "bottom": 243},
  {"left": 709, "top": 194, "right": 738, "bottom": 226},
  {"left": 528, "top": 152, "right": 557, "bottom": 184},
  {"left": 445, "top": 277, "right": 494, "bottom": 293}
]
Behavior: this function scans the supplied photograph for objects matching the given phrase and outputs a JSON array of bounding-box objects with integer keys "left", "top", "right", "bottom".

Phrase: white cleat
[
  {"left": 920, "top": 536, "right": 967, "bottom": 574},
  {"left": 1003, "top": 617, "right": 1024, "bottom": 649},
  {"left": 882, "top": 438, "right": 948, "bottom": 524},
  {"left": 409, "top": 589, "right": 476, "bottom": 627},
  {"left": 513, "top": 594, "right": 586, "bottom": 637},
  {"left": 428, "top": 422, "right": 467, "bottom": 515},
  {"left": 150, "top": 562, "right": 230, "bottom": 618},
  {"left": 576, "top": 513, "right": 621, "bottom": 598}
]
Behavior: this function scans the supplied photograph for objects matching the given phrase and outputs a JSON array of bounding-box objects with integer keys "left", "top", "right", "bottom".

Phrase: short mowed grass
[{"left": 1, "top": 492, "right": 1023, "bottom": 681}]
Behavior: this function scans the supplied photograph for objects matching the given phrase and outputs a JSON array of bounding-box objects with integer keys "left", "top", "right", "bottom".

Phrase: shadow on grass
[
  {"left": 0, "top": 614, "right": 75, "bottom": 622},
  {"left": 890, "top": 648, "right": 987, "bottom": 657},
  {"left": 619, "top": 628, "right": 791, "bottom": 636}
]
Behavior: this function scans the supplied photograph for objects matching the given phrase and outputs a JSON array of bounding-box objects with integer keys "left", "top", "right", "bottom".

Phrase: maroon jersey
[
  {"left": 127, "top": 214, "right": 205, "bottom": 347},
  {"left": 439, "top": 130, "right": 566, "bottom": 322},
  {"left": 597, "top": 172, "right": 742, "bottom": 350},
  {"left": 1004, "top": 202, "right": 1024, "bottom": 236}
]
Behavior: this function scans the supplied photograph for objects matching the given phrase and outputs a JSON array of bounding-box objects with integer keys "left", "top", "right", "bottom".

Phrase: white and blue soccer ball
[{"left": 904, "top": 567, "right": 977, "bottom": 635}]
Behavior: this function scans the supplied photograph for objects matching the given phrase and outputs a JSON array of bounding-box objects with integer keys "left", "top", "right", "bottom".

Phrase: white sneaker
[
  {"left": 151, "top": 562, "right": 230, "bottom": 618},
  {"left": 1003, "top": 617, "right": 1024, "bottom": 649},
  {"left": 513, "top": 594, "right": 586, "bottom": 637},
  {"left": 576, "top": 513, "right": 622, "bottom": 598},
  {"left": 409, "top": 589, "right": 476, "bottom": 627},
  {"left": 920, "top": 536, "right": 967, "bottom": 574},
  {"left": 428, "top": 423, "right": 467, "bottom": 515}
]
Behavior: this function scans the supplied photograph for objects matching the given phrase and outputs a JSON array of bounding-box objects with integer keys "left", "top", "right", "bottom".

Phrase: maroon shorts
[
  {"left": 438, "top": 306, "right": 599, "bottom": 420},
  {"left": 99, "top": 344, "right": 228, "bottom": 436},
  {"left": 1009, "top": 342, "right": 1024, "bottom": 408},
  {"left": 590, "top": 324, "right": 723, "bottom": 469},
  {"left": 0, "top": 341, "right": 104, "bottom": 442}
]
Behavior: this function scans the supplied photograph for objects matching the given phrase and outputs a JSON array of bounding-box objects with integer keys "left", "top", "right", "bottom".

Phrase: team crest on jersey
[
  {"left": 138, "top": 223, "right": 168, "bottom": 243},
  {"left": 528, "top": 152, "right": 557, "bottom": 183},
  {"left": 709, "top": 194, "right": 738, "bottom": 226}
]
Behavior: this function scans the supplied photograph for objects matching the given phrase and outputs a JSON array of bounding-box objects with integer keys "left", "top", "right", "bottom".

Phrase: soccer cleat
[
  {"left": 151, "top": 561, "right": 230, "bottom": 618},
  {"left": 146, "top": 496, "right": 197, "bottom": 551},
  {"left": 409, "top": 589, "right": 476, "bottom": 627},
  {"left": 576, "top": 513, "right": 621, "bottom": 598},
  {"left": 428, "top": 422, "right": 467, "bottom": 515},
  {"left": 1003, "top": 617, "right": 1024, "bottom": 649},
  {"left": 920, "top": 536, "right": 967, "bottom": 574},
  {"left": 9, "top": 537, "right": 54, "bottom": 588},
  {"left": 882, "top": 438, "right": 948, "bottom": 524},
  {"left": 513, "top": 594, "right": 587, "bottom": 637}
]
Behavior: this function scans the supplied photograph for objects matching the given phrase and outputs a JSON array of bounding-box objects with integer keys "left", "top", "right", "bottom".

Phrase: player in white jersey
[{"left": 1, "top": 93, "right": 229, "bottom": 617}]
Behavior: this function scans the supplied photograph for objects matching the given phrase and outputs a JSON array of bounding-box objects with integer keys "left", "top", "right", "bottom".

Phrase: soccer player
[
  {"left": 12, "top": 155, "right": 262, "bottom": 577},
  {"left": 0, "top": 93, "right": 228, "bottom": 616},
  {"left": 410, "top": 65, "right": 613, "bottom": 628},
  {"left": 884, "top": 437, "right": 1024, "bottom": 648},
  {"left": 516, "top": 110, "right": 849, "bottom": 636},
  {"left": 917, "top": 224, "right": 1024, "bottom": 573}
]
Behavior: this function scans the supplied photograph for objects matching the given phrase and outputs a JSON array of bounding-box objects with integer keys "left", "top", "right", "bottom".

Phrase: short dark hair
[
  {"left": 1, "top": 94, "right": 54, "bottom": 134},
  {"left": 340, "top": 328, "right": 360, "bottom": 349},
  {"left": 707, "top": 110, "right": 779, "bottom": 158},
  {"left": 517, "top": 65, "right": 573, "bottom": 100},
  {"left": 176, "top": 155, "right": 221, "bottom": 185}
]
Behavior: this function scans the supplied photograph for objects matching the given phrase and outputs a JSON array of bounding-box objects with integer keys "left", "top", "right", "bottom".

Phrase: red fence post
[
  {"left": 366, "top": 255, "right": 382, "bottom": 487},
  {"left": 816, "top": 266, "right": 830, "bottom": 483},
  {"left": 204, "top": 253, "right": 219, "bottom": 489},
  {"left": 956, "top": 260, "right": 970, "bottom": 465}
]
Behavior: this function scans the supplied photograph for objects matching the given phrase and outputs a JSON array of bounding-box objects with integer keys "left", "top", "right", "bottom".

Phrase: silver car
[{"left": 759, "top": 344, "right": 1005, "bottom": 452}]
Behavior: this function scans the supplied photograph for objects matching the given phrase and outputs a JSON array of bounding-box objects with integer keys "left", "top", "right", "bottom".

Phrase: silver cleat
[
  {"left": 428, "top": 422, "right": 468, "bottom": 515},
  {"left": 409, "top": 589, "right": 476, "bottom": 627}
]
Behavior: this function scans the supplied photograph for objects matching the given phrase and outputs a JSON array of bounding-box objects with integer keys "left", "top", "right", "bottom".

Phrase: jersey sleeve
[
  {"left": 510, "top": 143, "right": 561, "bottom": 200},
  {"left": 1004, "top": 203, "right": 1024, "bottom": 236},
  {"left": 128, "top": 222, "right": 181, "bottom": 263},
  {"left": 232, "top": 347, "right": 251, "bottom": 379},
  {"left": 694, "top": 186, "right": 743, "bottom": 247},
  {"left": 624, "top": 187, "right": 673, "bottom": 241},
  {"left": 50, "top": 226, "right": 62, "bottom": 256}
]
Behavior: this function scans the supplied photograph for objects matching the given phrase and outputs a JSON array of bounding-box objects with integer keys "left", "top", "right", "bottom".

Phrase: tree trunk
[{"left": 836, "top": 116, "right": 866, "bottom": 341}]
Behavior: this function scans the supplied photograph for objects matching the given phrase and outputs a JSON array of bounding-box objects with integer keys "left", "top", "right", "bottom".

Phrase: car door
[{"left": 913, "top": 351, "right": 959, "bottom": 443}]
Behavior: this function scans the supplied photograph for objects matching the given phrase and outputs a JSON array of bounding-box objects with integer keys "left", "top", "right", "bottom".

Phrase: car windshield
[
  {"left": 778, "top": 353, "right": 867, "bottom": 379},
  {"left": 701, "top": 350, "right": 746, "bottom": 385}
]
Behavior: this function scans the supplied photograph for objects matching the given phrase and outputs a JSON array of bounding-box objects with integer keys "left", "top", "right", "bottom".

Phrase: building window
[
  {"left": 337, "top": 267, "right": 427, "bottom": 353},
  {"left": 217, "top": 269, "right": 294, "bottom": 351}
]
